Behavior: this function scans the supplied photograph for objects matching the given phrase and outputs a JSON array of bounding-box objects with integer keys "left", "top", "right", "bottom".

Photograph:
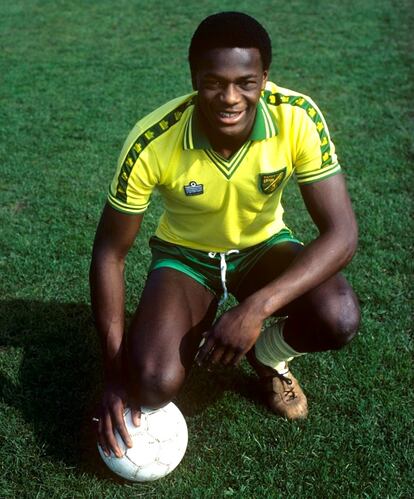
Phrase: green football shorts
[{"left": 149, "top": 229, "right": 302, "bottom": 301}]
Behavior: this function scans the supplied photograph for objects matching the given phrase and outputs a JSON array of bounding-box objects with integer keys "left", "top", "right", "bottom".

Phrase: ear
[
  {"left": 191, "top": 72, "right": 198, "bottom": 90},
  {"left": 261, "top": 70, "right": 269, "bottom": 90}
]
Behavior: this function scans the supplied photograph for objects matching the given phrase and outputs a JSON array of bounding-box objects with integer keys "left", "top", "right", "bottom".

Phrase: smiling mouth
[{"left": 216, "top": 110, "right": 245, "bottom": 124}]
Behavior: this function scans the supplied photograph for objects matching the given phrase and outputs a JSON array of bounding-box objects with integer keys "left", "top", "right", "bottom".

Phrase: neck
[
  {"left": 195, "top": 106, "right": 255, "bottom": 158},
  {"left": 210, "top": 138, "right": 245, "bottom": 159},
  {"left": 205, "top": 124, "right": 251, "bottom": 159}
]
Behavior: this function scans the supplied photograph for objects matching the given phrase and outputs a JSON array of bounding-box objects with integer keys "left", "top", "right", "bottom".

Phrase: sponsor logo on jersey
[
  {"left": 184, "top": 181, "right": 204, "bottom": 196},
  {"left": 259, "top": 168, "right": 286, "bottom": 194}
]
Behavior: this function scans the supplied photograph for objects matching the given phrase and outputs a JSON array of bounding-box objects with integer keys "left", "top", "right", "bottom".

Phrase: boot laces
[{"left": 275, "top": 370, "right": 297, "bottom": 401}]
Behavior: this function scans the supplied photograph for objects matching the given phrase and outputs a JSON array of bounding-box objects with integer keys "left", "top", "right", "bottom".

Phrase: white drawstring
[{"left": 208, "top": 249, "right": 239, "bottom": 305}]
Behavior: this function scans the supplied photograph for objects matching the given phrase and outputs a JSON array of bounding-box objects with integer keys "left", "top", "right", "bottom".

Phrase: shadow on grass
[{"left": 0, "top": 299, "right": 258, "bottom": 478}]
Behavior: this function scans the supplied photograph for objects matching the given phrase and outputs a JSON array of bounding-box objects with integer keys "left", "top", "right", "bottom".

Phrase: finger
[
  {"left": 222, "top": 345, "right": 246, "bottom": 366},
  {"left": 131, "top": 407, "right": 141, "bottom": 427},
  {"left": 113, "top": 408, "right": 133, "bottom": 451},
  {"left": 232, "top": 351, "right": 245, "bottom": 366},
  {"left": 198, "top": 344, "right": 216, "bottom": 366},
  {"left": 102, "top": 411, "right": 123, "bottom": 458},
  {"left": 97, "top": 419, "right": 109, "bottom": 457},
  {"left": 209, "top": 345, "right": 225, "bottom": 365},
  {"left": 220, "top": 348, "right": 238, "bottom": 366},
  {"left": 195, "top": 334, "right": 216, "bottom": 365}
]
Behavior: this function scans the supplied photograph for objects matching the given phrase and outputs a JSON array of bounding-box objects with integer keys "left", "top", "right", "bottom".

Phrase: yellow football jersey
[{"left": 108, "top": 81, "right": 341, "bottom": 252}]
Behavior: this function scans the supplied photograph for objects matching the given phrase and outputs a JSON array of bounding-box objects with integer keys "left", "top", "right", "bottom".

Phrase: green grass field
[{"left": 1, "top": 0, "right": 413, "bottom": 497}]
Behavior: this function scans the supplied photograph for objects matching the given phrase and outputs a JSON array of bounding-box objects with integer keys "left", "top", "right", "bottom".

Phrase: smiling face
[{"left": 193, "top": 47, "right": 268, "bottom": 154}]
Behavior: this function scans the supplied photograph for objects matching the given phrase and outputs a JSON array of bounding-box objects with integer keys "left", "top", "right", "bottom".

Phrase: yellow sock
[{"left": 254, "top": 319, "right": 304, "bottom": 373}]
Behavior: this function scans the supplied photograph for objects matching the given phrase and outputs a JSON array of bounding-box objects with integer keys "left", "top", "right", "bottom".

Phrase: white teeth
[{"left": 219, "top": 112, "right": 240, "bottom": 118}]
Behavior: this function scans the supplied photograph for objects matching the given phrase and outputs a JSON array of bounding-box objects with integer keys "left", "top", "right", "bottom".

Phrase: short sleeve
[
  {"left": 293, "top": 98, "right": 341, "bottom": 184},
  {"left": 107, "top": 130, "right": 160, "bottom": 214}
]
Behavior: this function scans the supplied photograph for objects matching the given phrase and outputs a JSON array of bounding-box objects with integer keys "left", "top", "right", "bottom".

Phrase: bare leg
[
  {"left": 235, "top": 242, "right": 360, "bottom": 419},
  {"left": 235, "top": 242, "right": 360, "bottom": 353},
  {"left": 126, "top": 268, "right": 218, "bottom": 408},
  {"left": 282, "top": 273, "right": 360, "bottom": 353}
]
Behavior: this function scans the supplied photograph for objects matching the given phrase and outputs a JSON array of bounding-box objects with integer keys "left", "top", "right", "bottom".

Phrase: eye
[
  {"left": 239, "top": 80, "right": 257, "bottom": 90},
  {"left": 203, "top": 79, "right": 222, "bottom": 90}
]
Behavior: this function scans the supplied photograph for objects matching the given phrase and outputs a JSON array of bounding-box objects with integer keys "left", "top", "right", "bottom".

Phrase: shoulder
[
  {"left": 264, "top": 81, "right": 321, "bottom": 117},
  {"left": 135, "top": 92, "right": 196, "bottom": 131},
  {"left": 122, "top": 92, "right": 196, "bottom": 148},
  {"left": 264, "top": 81, "right": 334, "bottom": 148},
  {"left": 116, "top": 92, "right": 196, "bottom": 170}
]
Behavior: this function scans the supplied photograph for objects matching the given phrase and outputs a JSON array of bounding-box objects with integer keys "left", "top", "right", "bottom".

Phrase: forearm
[
  {"left": 245, "top": 229, "right": 357, "bottom": 320},
  {"left": 90, "top": 251, "right": 127, "bottom": 382}
]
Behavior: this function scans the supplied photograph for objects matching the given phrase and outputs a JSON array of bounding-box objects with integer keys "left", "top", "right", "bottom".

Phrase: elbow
[
  {"left": 342, "top": 238, "right": 357, "bottom": 266},
  {"left": 323, "top": 218, "right": 358, "bottom": 269},
  {"left": 340, "top": 221, "right": 358, "bottom": 266}
]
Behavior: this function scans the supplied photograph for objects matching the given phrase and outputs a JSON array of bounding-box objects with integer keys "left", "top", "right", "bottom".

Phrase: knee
[
  {"left": 328, "top": 309, "right": 360, "bottom": 349},
  {"left": 128, "top": 360, "right": 185, "bottom": 409},
  {"left": 319, "top": 295, "right": 360, "bottom": 350}
]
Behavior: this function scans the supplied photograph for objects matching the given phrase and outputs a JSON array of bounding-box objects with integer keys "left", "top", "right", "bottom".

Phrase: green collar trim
[{"left": 183, "top": 95, "right": 278, "bottom": 150}]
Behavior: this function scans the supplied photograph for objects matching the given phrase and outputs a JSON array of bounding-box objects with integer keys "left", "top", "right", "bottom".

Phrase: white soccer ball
[{"left": 98, "top": 402, "right": 188, "bottom": 482}]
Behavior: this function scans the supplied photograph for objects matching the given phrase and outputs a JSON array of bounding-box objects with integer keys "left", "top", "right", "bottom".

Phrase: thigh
[
  {"left": 284, "top": 272, "right": 357, "bottom": 318},
  {"left": 234, "top": 242, "right": 360, "bottom": 352},
  {"left": 281, "top": 272, "right": 360, "bottom": 352},
  {"left": 234, "top": 241, "right": 303, "bottom": 303},
  {"left": 127, "top": 267, "right": 218, "bottom": 382}
]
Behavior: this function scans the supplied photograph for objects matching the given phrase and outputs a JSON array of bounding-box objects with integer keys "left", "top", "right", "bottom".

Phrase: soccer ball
[{"left": 98, "top": 402, "right": 188, "bottom": 482}]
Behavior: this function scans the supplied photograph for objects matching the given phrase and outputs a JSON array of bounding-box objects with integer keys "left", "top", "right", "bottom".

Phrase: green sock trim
[{"left": 254, "top": 320, "right": 304, "bottom": 369}]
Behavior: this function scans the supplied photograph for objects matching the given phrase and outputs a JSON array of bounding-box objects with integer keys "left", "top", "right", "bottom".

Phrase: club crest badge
[
  {"left": 184, "top": 180, "right": 204, "bottom": 196},
  {"left": 259, "top": 168, "right": 287, "bottom": 194}
]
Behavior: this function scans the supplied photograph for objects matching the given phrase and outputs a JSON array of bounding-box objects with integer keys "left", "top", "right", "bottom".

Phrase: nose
[{"left": 220, "top": 84, "right": 240, "bottom": 106}]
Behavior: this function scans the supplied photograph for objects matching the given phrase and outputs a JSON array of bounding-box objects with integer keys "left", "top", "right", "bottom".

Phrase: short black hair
[{"left": 189, "top": 12, "right": 272, "bottom": 74}]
